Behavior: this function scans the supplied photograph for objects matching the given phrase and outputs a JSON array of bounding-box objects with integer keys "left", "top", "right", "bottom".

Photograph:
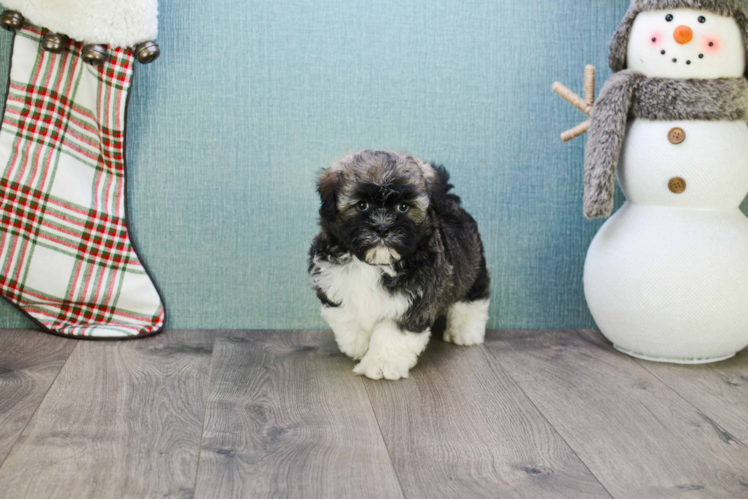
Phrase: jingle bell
[
  {"left": 82, "top": 44, "right": 108, "bottom": 66},
  {"left": 134, "top": 41, "right": 160, "bottom": 64},
  {"left": 0, "top": 10, "right": 24, "bottom": 32},
  {"left": 41, "top": 33, "right": 69, "bottom": 54}
]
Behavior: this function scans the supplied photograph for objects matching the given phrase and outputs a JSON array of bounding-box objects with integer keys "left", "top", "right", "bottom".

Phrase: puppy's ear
[{"left": 317, "top": 168, "right": 339, "bottom": 219}]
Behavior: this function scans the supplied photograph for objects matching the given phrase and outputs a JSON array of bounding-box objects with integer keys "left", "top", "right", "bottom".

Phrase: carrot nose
[{"left": 673, "top": 25, "right": 693, "bottom": 44}]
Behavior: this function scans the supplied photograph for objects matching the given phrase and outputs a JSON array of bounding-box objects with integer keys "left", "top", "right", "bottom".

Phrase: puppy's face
[{"left": 317, "top": 151, "right": 436, "bottom": 266}]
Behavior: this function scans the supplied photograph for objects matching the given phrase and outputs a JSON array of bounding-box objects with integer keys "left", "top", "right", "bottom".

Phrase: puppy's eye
[
  {"left": 666, "top": 14, "right": 674, "bottom": 22},
  {"left": 698, "top": 16, "right": 706, "bottom": 23},
  {"left": 396, "top": 203, "right": 410, "bottom": 214},
  {"left": 356, "top": 201, "right": 369, "bottom": 212}
]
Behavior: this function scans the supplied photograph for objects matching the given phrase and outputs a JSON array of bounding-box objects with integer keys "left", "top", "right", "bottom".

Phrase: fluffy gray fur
[
  {"left": 632, "top": 77, "right": 748, "bottom": 119},
  {"left": 584, "top": 72, "right": 748, "bottom": 219},
  {"left": 584, "top": 70, "right": 643, "bottom": 219},
  {"left": 609, "top": 0, "right": 748, "bottom": 73}
]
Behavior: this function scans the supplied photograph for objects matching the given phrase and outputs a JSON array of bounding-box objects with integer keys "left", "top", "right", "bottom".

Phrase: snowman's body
[
  {"left": 586, "top": 119, "right": 748, "bottom": 362},
  {"left": 584, "top": 7, "right": 748, "bottom": 362}
]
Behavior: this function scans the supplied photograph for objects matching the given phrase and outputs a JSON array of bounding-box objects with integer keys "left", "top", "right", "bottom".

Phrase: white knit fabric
[
  {"left": 618, "top": 119, "right": 748, "bottom": 209},
  {"left": 588, "top": 114, "right": 748, "bottom": 362},
  {"left": 1, "top": 0, "right": 158, "bottom": 48},
  {"left": 585, "top": 203, "right": 748, "bottom": 362},
  {"left": 587, "top": 117, "right": 748, "bottom": 363}
]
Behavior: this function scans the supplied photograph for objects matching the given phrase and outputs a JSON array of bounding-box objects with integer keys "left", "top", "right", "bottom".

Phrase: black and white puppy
[{"left": 309, "top": 150, "right": 490, "bottom": 380}]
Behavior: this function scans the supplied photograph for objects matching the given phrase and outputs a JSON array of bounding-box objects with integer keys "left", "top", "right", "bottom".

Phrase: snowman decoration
[{"left": 556, "top": 0, "right": 748, "bottom": 363}]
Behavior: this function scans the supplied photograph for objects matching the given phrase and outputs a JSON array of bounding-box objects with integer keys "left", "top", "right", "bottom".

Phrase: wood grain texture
[
  {"left": 634, "top": 346, "right": 748, "bottom": 445},
  {"left": 0, "top": 330, "right": 214, "bottom": 498},
  {"left": 194, "top": 330, "right": 402, "bottom": 499},
  {"left": 0, "top": 329, "right": 76, "bottom": 466},
  {"left": 364, "top": 339, "right": 610, "bottom": 499},
  {"left": 486, "top": 330, "right": 748, "bottom": 498}
]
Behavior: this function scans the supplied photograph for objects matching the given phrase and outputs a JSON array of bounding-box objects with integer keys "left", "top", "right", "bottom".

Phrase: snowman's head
[
  {"left": 628, "top": 9, "right": 746, "bottom": 78},
  {"left": 610, "top": 0, "right": 748, "bottom": 79}
]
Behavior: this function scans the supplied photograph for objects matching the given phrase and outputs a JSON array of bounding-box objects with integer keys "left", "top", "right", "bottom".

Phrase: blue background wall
[{"left": 1, "top": 1, "right": 744, "bottom": 330}]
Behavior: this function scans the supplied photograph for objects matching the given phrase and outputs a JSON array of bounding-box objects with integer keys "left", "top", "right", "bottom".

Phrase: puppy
[{"left": 308, "top": 150, "right": 490, "bottom": 380}]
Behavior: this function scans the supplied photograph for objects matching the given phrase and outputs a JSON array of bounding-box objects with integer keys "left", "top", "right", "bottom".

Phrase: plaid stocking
[{"left": 0, "top": 24, "right": 165, "bottom": 338}]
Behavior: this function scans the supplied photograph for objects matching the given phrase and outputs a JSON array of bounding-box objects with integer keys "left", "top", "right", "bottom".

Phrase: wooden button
[
  {"left": 668, "top": 127, "right": 686, "bottom": 144},
  {"left": 668, "top": 177, "right": 687, "bottom": 194}
]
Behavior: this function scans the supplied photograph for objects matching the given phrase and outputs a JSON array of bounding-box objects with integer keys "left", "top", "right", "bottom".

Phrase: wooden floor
[{"left": 1, "top": 329, "right": 747, "bottom": 498}]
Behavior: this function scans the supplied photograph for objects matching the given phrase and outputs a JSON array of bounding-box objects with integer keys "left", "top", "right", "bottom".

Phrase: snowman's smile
[{"left": 658, "top": 49, "right": 704, "bottom": 65}]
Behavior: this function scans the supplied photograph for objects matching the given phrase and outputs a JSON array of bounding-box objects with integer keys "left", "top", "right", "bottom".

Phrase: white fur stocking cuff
[{"left": 1, "top": 0, "right": 158, "bottom": 48}]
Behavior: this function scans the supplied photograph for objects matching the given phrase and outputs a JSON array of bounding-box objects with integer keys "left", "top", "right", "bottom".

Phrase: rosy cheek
[
  {"left": 702, "top": 36, "right": 721, "bottom": 53},
  {"left": 649, "top": 32, "right": 664, "bottom": 46}
]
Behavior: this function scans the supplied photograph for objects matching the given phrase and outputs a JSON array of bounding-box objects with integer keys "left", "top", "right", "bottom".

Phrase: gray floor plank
[
  {"left": 0, "top": 330, "right": 214, "bottom": 498},
  {"left": 0, "top": 329, "right": 76, "bottom": 467},
  {"left": 194, "top": 330, "right": 403, "bottom": 499},
  {"left": 633, "top": 347, "right": 748, "bottom": 445},
  {"left": 486, "top": 330, "right": 748, "bottom": 498},
  {"left": 363, "top": 338, "right": 610, "bottom": 499}
]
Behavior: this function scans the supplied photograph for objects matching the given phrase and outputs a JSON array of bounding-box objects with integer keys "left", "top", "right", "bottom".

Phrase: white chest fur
[{"left": 312, "top": 254, "right": 412, "bottom": 333}]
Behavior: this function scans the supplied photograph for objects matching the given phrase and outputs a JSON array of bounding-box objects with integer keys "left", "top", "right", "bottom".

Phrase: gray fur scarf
[{"left": 584, "top": 71, "right": 748, "bottom": 219}]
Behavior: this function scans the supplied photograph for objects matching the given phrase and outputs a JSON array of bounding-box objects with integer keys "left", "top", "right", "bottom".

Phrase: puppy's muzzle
[{"left": 365, "top": 245, "right": 402, "bottom": 266}]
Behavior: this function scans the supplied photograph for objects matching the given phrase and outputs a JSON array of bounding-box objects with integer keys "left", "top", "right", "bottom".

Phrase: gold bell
[
  {"left": 0, "top": 10, "right": 24, "bottom": 32},
  {"left": 82, "top": 44, "right": 108, "bottom": 66},
  {"left": 41, "top": 33, "right": 69, "bottom": 54},
  {"left": 133, "top": 41, "right": 160, "bottom": 64}
]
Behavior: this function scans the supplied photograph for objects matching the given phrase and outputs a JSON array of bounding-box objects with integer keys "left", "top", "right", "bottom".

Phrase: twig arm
[
  {"left": 561, "top": 120, "right": 590, "bottom": 142},
  {"left": 552, "top": 82, "right": 592, "bottom": 116},
  {"left": 584, "top": 65, "right": 595, "bottom": 107}
]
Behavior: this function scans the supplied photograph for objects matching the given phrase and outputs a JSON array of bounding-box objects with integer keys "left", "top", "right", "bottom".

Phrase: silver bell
[
  {"left": 0, "top": 10, "right": 24, "bottom": 32},
  {"left": 82, "top": 44, "right": 108, "bottom": 66},
  {"left": 134, "top": 41, "right": 160, "bottom": 64},
  {"left": 41, "top": 33, "right": 69, "bottom": 54}
]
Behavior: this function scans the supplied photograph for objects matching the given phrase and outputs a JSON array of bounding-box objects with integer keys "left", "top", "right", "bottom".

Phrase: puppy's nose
[
  {"left": 376, "top": 224, "right": 390, "bottom": 237},
  {"left": 674, "top": 25, "right": 693, "bottom": 44}
]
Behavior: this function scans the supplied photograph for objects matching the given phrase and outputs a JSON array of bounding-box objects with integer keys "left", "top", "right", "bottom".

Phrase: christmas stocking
[{"left": 0, "top": 1, "right": 165, "bottom": 338}]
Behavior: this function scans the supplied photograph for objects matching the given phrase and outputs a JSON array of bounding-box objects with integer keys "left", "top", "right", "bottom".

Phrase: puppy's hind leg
[
  {"left": 353, "top": 321, "right": 430, "bottom": 380},
  {"left": 321, "top": 306, "right": 371, "bottom": 360},
  {"left": 443, "top": 299, "right": 490, "bottom": 346},
  {"left": 444, "top": 261, "right": 490, "bottom": 346}
]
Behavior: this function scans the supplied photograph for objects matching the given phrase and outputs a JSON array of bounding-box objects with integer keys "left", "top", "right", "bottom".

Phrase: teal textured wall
[{"left": 1, "top": 1, "right": 744, "bottom": 330}]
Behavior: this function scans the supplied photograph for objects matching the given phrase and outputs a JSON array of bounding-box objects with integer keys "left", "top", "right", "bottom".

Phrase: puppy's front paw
[
  {"left": 336, "top": 334, "right": 370, "bottom": 360},
  {"left": 353, "top": 355, "right": 411, "bottom": 381}
]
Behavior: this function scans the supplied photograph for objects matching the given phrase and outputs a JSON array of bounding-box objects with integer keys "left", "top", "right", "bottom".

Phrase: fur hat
[{"left": 609, "top": 0, "right": 748, "bottom": 73}]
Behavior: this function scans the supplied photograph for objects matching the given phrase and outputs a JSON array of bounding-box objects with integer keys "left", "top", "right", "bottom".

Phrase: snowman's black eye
[
  {"left": 698, "top": 16, "right": 706, "bottom": 23},
  {"left": 666, "top": 14, "right": 674, "bottom": 22}
]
